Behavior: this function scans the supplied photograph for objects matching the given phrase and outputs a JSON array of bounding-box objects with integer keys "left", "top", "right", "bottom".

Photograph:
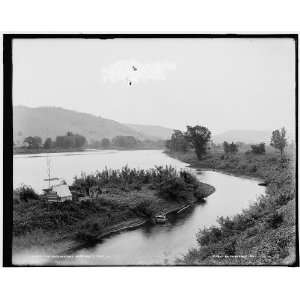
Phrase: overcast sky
[{"left": 13, "top": 38, "right": 295, "bottom": 136}]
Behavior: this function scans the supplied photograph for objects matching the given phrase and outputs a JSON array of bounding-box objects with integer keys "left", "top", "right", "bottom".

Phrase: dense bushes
[
  {"left": 14, "top": 185, "right": 39, "bottom": 202},
  {"left": 178, "top": 153, "right": 295, "bottom": 265},
  {"left": 72, "top": 165, "right": 205, "bottom": 203},
  {"left": 251, "top": 143, "right": 266, "bottom": 154},
  {"left": 14, "top": 165, "right": 213, "bottom": 245},
  {"left": 132, "top": 200, "right": 156, "bottom": 218},
  {"left": 75, "top": 220, "right": 104, "bottom": 243},
  {"left": 223, "top": 141, "right": 239, "bottom": 154}
]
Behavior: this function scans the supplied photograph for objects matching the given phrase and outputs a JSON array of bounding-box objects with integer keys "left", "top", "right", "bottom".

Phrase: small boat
[
  {"left": 154, "top": 214, "right": 167, "bottom": 224},
  {"left": 177, "top": 204, "right": 191, "bottom": 214}
]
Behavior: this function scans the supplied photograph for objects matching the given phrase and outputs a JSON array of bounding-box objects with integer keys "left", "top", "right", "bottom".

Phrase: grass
[
  {"left": 168, "top": 149, "right": 296, "bottom": 265},
  {"left": 13, "top": 166, "right": 214, "bottom": 250}
]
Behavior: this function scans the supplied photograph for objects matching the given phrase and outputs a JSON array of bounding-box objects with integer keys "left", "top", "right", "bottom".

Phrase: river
[{"left": 13, "top": 150, "right": 265, "bottom": 265}]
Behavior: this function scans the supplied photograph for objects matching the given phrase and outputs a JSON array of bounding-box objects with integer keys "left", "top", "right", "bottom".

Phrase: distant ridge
[
  {"left": 13, "top": 106, "right": 174, "bottom": 143},
  {"left": 125, "top": 123, "right": 174, "bottom": 140},
  {"left": 212, "top": 130, "right": 272, "bottom": 144}
]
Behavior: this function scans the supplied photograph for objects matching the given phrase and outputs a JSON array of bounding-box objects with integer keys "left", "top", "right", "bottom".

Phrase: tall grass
[
  {"left": 177, "top": 153, "right": 296, "bottom": 265},
  {"left": 72, "top": 165, "right": 205, "bottom": 202},
  {"left": 14, "top": 166, "right": 212, "bottom": 245}
]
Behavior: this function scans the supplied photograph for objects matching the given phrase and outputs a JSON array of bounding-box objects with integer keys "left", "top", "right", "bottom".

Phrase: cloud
[{"left": 101, "top": 59, "right": 176, "bottom": 85}]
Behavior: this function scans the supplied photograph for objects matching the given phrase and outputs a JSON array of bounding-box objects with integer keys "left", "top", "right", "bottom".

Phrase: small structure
[
  {"left": 154, "top": 214, "right": 167, "bottom": 224},
  {"left": 42, "top": 156, "right": 72, "bottom": 202},
  {"left": 43, "top": 181, "right": 72, "bottom": 202}
]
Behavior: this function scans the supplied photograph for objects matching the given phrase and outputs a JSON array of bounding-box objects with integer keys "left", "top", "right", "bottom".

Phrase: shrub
[
  {"left": 197, "top": 227, "right": 223, "bottom": 246},
  {"left": 251, "top": 143, "right": 266, "bottom": 154},
  {"left": 75, "top": 221, "right": 104, "bottom": 243},
  {"left": 15, "top": 185, "right": 39, "bottom": 202},
  {"left": 158, "top": 177, "right": 189, "bottom": 202},
  {"left": 132, "top": 200, "right": 156, "bottom": 218},
  {"left": 249, "top": 165, "right": 257, "bottom": 173},
  {"left": 223, "top": 141, "right": 239, "bottom": 154},
  {"left": 264, "top": 211, "right": 283, "bottom": 229}
]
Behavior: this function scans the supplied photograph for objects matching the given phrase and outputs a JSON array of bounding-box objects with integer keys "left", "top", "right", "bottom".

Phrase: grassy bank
[
  {"left": 13, "top": 146, "right": 164, "bottom": 155},
  {"left": 13, "top": 147, "right": 85, "bottom": 155},
  {"left": 13, "top": 166, "right": 214, "bottom": 254},
  {"left": 166, "top": 150, "right": 296, "bottom": 265}
]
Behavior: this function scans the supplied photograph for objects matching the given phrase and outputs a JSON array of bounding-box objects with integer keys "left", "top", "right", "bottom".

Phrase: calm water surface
[{"left": 13, "top": 150, "right": 265, "bottom": 265}]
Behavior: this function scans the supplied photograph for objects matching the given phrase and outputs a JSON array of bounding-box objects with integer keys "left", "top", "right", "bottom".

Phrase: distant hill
[
  {"left": 212, "top": 130, "right": 272, "bottom": 144},
  {"left": 125, "top": 124, "right": 174, "bottom": 140},
  {"left": 13, "top": 106, "right": 146, "bottom": 143},
  {"left": 13, "top": 106, "right": 174, "bottom": 144}
]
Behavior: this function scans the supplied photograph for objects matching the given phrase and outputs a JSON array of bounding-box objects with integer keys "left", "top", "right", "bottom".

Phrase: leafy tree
[
  {"left": 24, "top": 136, "right": 42, "bottom": 149},
  {"left": 270, "top": 127, "right": 287, "bottom": 157},
  {"left": 166, "top": 130, "right": 189, "bottom": 152},
  {"left": 55, "top": 133, "right": 86, "bottom": 148},
  {"left": 43, "top": 137, "right": 53, "bottom": 149},
  {"left": 101, "top": 138, "right": 111, "bottom": 148},
  {"left": 251, "top": 143, "right": 266, "bottom": 154},
  {"left": 223, "top": 141, "right": 239, "bottom": 154},
  {"left": 112, "top": 136, "right": 140, "bottom": 148},
  {"left": 185, "top": 126, "right": 211, "bottom": 160},
  {"left": 74, "top": 134, "right": 87, "bottom": 148}
]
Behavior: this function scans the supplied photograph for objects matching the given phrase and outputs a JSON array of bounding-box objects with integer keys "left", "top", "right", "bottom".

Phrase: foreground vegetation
[
  {"left": 167, "top": 150, "right": 296, "bottom": 265},
  {"left": 164, "top": 123, "right": 296, "bottom": 265},
  {"left": 14, "top": 132, "right": 166, "bottom": 154},
  {"left": 13, "top": 166, "right": 214, "bottom": 252}
]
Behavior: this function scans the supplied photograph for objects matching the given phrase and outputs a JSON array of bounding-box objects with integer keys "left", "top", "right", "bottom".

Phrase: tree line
[
  {"left": 21, "top": 132, "right": 87, "bottom": 149},
  {"left": 89, "top": 136, "right": 165, "bottom": 149},
  {"left": 166, "top": 125, "right": 288, "bottom": 159},
  {"left": 16, "top": 133, "right": 166, "bottom": 151}
]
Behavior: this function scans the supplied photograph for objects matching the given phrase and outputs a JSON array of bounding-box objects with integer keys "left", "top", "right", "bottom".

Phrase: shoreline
[
  {"left": 165, "top": 151, "right": 266, "bottom": 182},
  {"left": 13, "top": 163, "right": 216, "bottom": 262},
  {"left": 62, "top": 188, "right": 216, "bottom": 256},
  {"left": 13, "top": 147, "right": 166, "bottom": 155}
]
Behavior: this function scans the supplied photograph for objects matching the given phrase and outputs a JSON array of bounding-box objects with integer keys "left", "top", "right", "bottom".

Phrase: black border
[{"left": 3, "top": 33, "right": 299, "bottom": 267}]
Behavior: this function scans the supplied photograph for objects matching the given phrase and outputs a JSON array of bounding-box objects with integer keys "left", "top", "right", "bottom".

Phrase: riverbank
[
  {"left": 13, "top": 147, "right": 85, "bottom": 155},
  {"left": 13, "top": 166, "right": 215, "bottom": 260},
  {"left": 165, "top": 150, "right": 281, "bottom": 181},
  {"left": 166, "top": 150, "right": 296, "bottom": 265},
  {"left": 13, "top": 146, "right": 165, "bottom": 155}
]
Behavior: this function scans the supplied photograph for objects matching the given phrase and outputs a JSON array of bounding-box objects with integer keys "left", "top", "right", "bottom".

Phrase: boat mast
[{"left": 46, "top": 155, "right": 51, "bottom": 189}]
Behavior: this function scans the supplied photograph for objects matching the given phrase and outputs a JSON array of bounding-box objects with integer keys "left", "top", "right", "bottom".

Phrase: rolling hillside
[
  {"left": 13, "top": 106, "right": 173, "bottom": 144},
  {"left": 125, "top": 123, "right": 174, "bottom": 140},
  {"left": 212, "top": 129, "right": 272, "bottom": 144}
]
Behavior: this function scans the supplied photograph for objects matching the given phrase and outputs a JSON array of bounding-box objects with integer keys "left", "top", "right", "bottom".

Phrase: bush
[
  {"left": 197, "top": 227, "right": 223, "bottom": 246},
  {"left": 249, "top": 165, "right": 257, "bottom": 173},
  {"left": 265, "top": 211, "right": 283, "bottom": 229},
  {"left": 132, "top": 200, "right": 156, "bottom": 218},
  {"left": 15, "top": 185, "right": 39, "bottom": 202},
  {"left": 75, "top": 221, "right": 104, "bottom": 243},
  {"left": 158, "top": 177, "right": 189, "bottom": 202},
  {"left": 251, "top": 143, "right": 266, "bottom": 154}
]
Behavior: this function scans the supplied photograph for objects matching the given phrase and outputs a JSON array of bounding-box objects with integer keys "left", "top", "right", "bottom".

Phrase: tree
[
  {"left": 270, "top": 127, "right": 287, "bottom": 158},
  {"left": 43, "top": 137, "right": 53, "bottom": 149},
  {"left": 166, "top": 130, "right": 189, "bottom": 153},
  {"left": 24, "top": 136, "right": 42, "bottom": 149},
  {"left": 101, "top": 138, "right": 110, "bottom": 148},
  {"left": 223, "top": 141, "right": 238, "bottom": 154},
  {"left": 74, "top": 134, "right": 87, "bottom": 148},
  {"left": 251, "top": 143, "right": 266, "bottom": 154},
  {"left": 112, "top": 136, "right": 140, "bottom": 148},
  {"left": 55, "top": 133, "right": 86, "bottom": 148},
  {"left": 185, "top": 126, "right": 211, "bottom": 160}
]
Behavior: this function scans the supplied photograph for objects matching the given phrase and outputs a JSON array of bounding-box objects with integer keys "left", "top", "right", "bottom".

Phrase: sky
[{"left": 13, "top": 38, "right": 296, "bottom": 136}]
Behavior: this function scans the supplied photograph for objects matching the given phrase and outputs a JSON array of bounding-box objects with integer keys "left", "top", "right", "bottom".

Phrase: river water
[{"left": 13, "top": 150, "right": 265, "bottom": 265}]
